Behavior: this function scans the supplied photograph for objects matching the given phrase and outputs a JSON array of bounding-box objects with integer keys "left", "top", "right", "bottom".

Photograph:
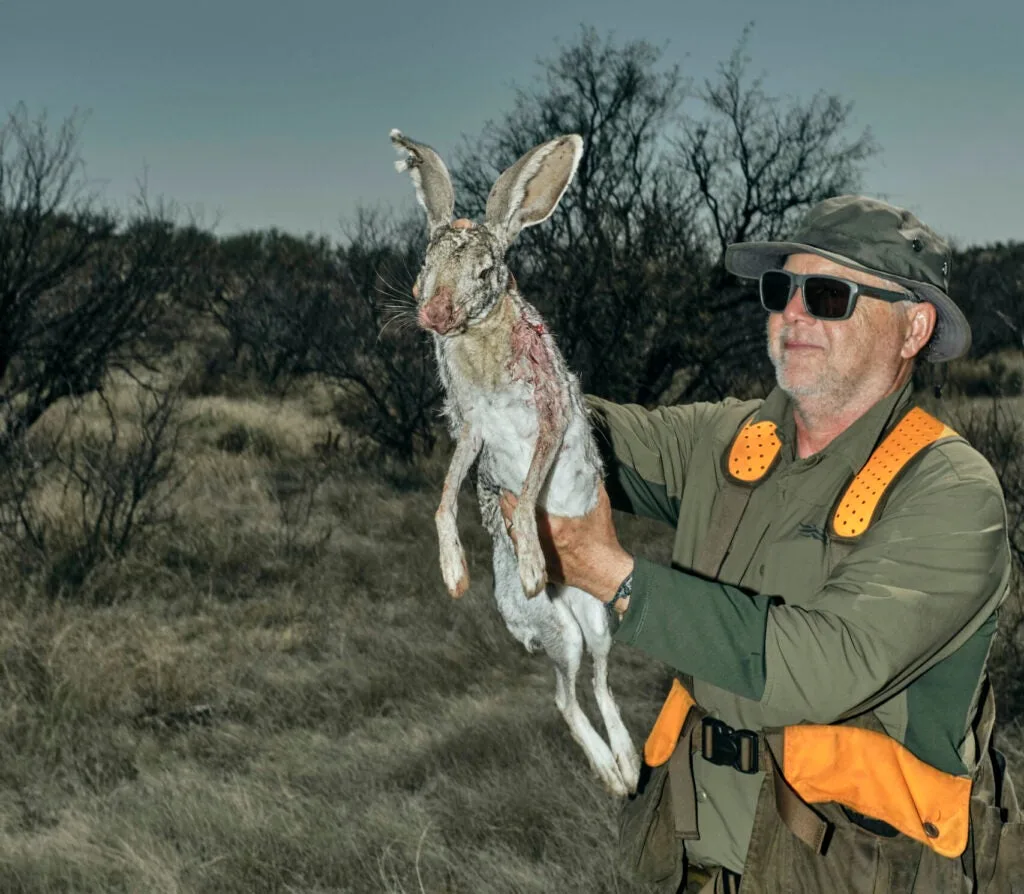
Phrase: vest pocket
[
  {"left": 971, "top": 799, "right": 1024, "bottom": 893},
  {"left": 991, "top": 821, "right": 1024, "bottom": 891},
  {"left": 974, "top": 806, "right": 1024, "bottom": 888},
  {"left": 617, "top": 760, "right": 685, "bottom": 888}
]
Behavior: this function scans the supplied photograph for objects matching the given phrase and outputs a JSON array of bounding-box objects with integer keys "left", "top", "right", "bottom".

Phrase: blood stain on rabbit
[{"left": 509, "top": 314, "right": 563, "bottom": 443}]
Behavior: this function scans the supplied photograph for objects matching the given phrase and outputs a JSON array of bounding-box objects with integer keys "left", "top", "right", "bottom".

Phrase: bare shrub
[
  {"left": 944, "top": 397, "right": 1024, "bottom": 720},
  {"left": 205, "top": 213, "right": 440, "bottom": 460},
  {"left": 315, "top": 210, "right": 441, "bottom": 460},
  {"left": 0, "top": 381, "right": 189, "bottom": 598},
  {"left": 949, "top": 242, "right": 1024, "bottom": 356},
  {"left": 269, "top": 460, "right": 334, "bottom": 560},
  {"left": 207, "top": 229, "right": 338, "bottom": 392},
  {"left": 451, "top": 27, "right": 875, "bottom": 404},
  {"left": 942, "top": 355, "right": 1024, "bottom": 398},
  {"left": 0, "top": 105, "right": 212, "bottom": 454},
  {"left": 452, "top": 28, "right": 701, "bottom": 404}
]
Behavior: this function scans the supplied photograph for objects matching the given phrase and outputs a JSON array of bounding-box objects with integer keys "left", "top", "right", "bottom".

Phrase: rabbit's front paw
[
  {"left": 440, "top": 544, "right": 470, "bottom": 598},
  {"left": 436, "top": 508, "right": 469, "bottom": 598},
  {"left": 517, "top": 537, "right": 548, "bottom": 598},
  {"left": 512, "top": 506, "right": 547, "bottom": 597}
]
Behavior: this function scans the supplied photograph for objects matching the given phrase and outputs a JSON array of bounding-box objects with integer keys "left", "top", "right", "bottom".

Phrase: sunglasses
[{"left": 759, "top": 270, "right": 916, "bottom": 321}]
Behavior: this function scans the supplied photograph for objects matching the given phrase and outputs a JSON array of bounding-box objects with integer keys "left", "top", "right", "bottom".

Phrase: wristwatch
[{"left": 606, "top": 570, "right": 633, "bottom": 618}]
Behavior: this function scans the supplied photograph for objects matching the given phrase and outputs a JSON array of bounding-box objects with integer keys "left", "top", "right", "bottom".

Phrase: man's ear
[{"left": 903, "top": 301, "right": 937, "bottom": 359}]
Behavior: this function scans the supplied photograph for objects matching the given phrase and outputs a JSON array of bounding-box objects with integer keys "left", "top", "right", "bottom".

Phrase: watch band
[{"left": 607, "top": 570, "right": 633, "bottom": 615}]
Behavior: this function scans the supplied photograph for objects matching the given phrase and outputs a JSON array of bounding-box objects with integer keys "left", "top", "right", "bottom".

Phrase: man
[{"left": 500, "top": 196, "right": 1020, "bottom": 893}]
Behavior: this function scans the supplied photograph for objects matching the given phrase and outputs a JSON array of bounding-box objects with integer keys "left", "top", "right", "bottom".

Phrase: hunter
[{"left": 501, "top": 196, "right": 1022, "bottom": 893}]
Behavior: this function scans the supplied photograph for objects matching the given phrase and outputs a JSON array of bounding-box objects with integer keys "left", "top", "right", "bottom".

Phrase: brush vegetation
[
  {"left": 0, "top": 371, "right": 1020, "bottom": 894},
  {"left": 2, "top": 27, "right": 1023, "bottom": 894},
  {"left": 0, "top": 376, "right": 680, "bottom": 893}
]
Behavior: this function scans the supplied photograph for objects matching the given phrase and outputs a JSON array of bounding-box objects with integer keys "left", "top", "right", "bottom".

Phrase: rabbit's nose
[{"left": 418, "top": 285, "right": 457, "bottom": 333}]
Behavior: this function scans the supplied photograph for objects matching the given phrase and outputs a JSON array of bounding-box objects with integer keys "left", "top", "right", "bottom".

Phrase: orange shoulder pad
[
  {"left": 831, "top": 407, "right": 959, "bottom": 540},
  {"left": 726, "top": 419, "right": 782, "bottom": 484}
]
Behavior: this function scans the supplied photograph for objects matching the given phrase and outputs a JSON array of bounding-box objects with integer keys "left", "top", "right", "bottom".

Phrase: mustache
[{"left": 775, "top": 325, "right": 825, "bottom": 349}]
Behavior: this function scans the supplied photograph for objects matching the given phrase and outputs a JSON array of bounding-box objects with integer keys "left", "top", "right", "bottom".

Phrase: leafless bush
[
  {"left": 0, "top": 382, "right": 189, "bottom": 598},
  {"left": 453, "top": 28, "right": 701, "bottom": 404},
  {"left": 949, "top": 242, "right": 1024, "bottom": 356},
  {"left": 0, "top": 105, "right": 212, "bottom": 454},
  {"left": 451, "top": 27, "right": 875, "bottom": 405},
  {"left": 945, "top": 396, "right": 1024, "bottom": 719},
  {"left": 206, "top": 229, "right": 339, "bottom": 391},
  {"left": 269, "top": 461, "right": 334, "bottom": 560},
  {"left": 207, "top": 212, "right": 440, "bottom": 460},
  {"left": 323, "top": 210, "right": 441, "bottom": 459}
]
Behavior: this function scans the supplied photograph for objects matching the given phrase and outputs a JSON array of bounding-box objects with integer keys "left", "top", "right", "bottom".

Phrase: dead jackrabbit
[{"left": 391, "top": 129, "right": 640, "bottom": 796}]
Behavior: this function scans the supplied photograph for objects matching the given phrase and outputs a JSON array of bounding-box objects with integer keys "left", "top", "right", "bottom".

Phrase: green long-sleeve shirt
[{"left": 588, "top": 381, "right": 1011, "bottom": 874}]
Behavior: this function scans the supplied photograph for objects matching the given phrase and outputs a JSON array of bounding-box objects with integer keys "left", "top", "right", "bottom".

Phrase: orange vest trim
[
  {"left": 644, "top": 678, "right": 696, "bottom": 767},
  {"left": 723, "top": 407, "right": 959, "bottom": 538},
  {"left": 783, "top": 724, "right": 971, "bottom": 858},
  {"left": 830, "top": 407, "right": 959, "bottom": 540},
  {"left": 726, "top": 419, "right": 782, "bottom": 484}
]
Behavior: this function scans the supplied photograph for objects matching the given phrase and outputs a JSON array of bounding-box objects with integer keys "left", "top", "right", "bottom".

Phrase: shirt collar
[{"left": 755, "top": 379, "right": 916, "bottom": 473}]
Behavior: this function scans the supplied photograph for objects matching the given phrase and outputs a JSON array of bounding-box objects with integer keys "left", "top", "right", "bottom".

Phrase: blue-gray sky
[{"left": 2, "top": 0, "right": 1020, "bottom": 246}]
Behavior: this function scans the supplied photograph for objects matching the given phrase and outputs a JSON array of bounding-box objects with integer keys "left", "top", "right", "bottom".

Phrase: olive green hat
[{"left": 724, "top": 195, "right": 970, "bottom": 362}]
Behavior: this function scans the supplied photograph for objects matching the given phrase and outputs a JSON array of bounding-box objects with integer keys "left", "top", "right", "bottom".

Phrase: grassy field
[{"left": 0, "top": 378, "right": 1020, "bottom": 893}]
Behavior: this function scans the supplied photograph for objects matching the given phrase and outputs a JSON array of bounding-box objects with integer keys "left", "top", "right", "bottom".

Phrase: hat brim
[{"left": 725, "top": 241, "right": 972, "bottom": 363}]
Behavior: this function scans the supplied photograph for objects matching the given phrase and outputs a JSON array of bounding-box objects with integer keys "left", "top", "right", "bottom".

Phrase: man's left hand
[{"left": 499, "top": 483, "right": 634, "bottom": 603}]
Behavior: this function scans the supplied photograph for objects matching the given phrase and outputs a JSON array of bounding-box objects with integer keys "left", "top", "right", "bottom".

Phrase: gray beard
[{"left": 771, "top": 356, "right": 851, "bottom": 417}]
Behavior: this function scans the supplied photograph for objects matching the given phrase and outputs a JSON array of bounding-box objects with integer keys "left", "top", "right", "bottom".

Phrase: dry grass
[
  {"left": 0, "top": 381, "right": 670, "bottom": 893},
  {"left": 0, "top": 380, "right": 1019, "bottom": 893}
]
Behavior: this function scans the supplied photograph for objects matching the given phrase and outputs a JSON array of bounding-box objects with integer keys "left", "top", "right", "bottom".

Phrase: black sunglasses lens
[
  {"left": 761, "top": 271, "right": 792, "bottom": 312},
  {"left": 803, "top": 277, "right": 853, "bottom": 319}
]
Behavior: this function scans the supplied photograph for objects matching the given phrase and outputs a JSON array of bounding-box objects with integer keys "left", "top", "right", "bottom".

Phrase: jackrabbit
[{"left": 391, "top": 128, "right": 640, "bottom": 796}]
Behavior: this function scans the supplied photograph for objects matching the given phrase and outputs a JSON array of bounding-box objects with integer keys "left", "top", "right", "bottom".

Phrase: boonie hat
[{"left": 724, "top": 195, "right": 970, "bottom": 362}]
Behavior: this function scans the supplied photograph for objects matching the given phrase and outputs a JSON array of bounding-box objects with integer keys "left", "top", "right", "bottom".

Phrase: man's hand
[{"left": 499, "top": 483, "right": 634, "bottom": 604}]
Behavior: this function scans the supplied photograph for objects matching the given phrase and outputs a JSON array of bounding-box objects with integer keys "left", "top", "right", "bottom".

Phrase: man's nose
[{"left": 781, "top": 284, "right": 812, "bottom": 323}]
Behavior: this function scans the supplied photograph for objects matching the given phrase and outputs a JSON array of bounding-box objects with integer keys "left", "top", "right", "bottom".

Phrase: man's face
[{"left": 766, "top": 253, "right": 918, "bottom": 410}]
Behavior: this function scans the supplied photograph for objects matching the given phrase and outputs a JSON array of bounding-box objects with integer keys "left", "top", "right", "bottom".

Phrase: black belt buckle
[{"left": 701, "top": 716, "right": 760, "bottom": 774}]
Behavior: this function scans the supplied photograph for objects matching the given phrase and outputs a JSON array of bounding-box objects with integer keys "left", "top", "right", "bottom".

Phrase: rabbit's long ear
[
  {"left": 390, "top": 130, "right": 455, "bottom": 234},
  {"left": 485, "top": 135, "right": 582, "bottom": 244}
]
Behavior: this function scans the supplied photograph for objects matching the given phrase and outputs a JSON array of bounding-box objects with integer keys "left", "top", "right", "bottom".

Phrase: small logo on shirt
[{"left": 797, "top": 523, "right": 829, "bottom": 544}]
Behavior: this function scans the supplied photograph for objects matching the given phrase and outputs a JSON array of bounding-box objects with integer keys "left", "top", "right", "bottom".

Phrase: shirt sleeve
[
  {"left": 586, "top": 395, "right": 756, "bottom": 526},
  {"left": 613, "top": 441, "right": 1012, "bottom": 720}
]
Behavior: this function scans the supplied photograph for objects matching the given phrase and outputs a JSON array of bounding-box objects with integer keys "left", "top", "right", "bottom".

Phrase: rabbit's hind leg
[
  {"left": 540, "top": 593, "right": 632, "bottom": 797},
  {"left": 562, "top": 586, "right": 641, "bottom": 793},
  {"left": 482, "top": 474, "right": 631, "bottom": 795}
]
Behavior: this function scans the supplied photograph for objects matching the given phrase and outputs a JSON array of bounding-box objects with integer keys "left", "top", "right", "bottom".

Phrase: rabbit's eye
[{"left": 477, "top": 266, "right": 492, "bottom": 281}]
